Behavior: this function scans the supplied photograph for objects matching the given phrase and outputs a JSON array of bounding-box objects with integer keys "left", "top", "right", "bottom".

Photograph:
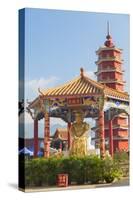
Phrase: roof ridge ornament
[
  {"left": 80, "top": 67, "right": 84, "bottom": 78},
  {"left": 38, "top": 87, "right": 44, "bottom": 96}
]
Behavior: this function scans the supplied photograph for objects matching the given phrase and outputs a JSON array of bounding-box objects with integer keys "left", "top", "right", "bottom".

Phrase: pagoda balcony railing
[
  {"left": 118, "top": 114, "right": 128, "bottom": 119},
  {"left": 95, "top": 67, "right": 124, "bottom": 75},
  {"left": 92, "top": 136, "right": 128, "bottom": 141},
  {"left": 113, "top": 136, "right": 128, "bottom": 140},
  {"left": 113, "top": 124, "right": 128, "bottom": 129},
  {"left": 95, "top": 56, "right": 123, "bottom": 64},
  {"left": 105, "top": 124, "right": 128, "bottom": 130},
  {"left": 92, "top": 124, "right": 128, "bottom": 131},
  {"left": 99, "top": 78, "right": 125, "bottom": 84}
]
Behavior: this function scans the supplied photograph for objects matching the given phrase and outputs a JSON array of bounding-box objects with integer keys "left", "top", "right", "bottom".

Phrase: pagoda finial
[
  {"left": 106, "top": 21, "right": 111, "bottom": 39},
  {"left": 107, "top": 21, "right": 110, "bottom": 36},
  {"left": 80, "top": 67, "right": 84, "bottom": 77},
  {"left": 104, "top": 21, "right": 114, "bottom": 47}
]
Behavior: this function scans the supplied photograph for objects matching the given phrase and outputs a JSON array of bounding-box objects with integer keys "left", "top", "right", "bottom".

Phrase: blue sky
[
  {"left": 22, "top": 8, "right": 130, "bottom": 139},
  {"left": 24, "top": 8, "right": 130, "bottom": 101}
]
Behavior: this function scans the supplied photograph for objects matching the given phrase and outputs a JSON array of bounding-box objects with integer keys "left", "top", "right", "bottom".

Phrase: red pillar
[
  {"left": 109, "top": 119, "right": 113, "bottom": 157},
  {"left": 44, "top": 112, "right": 50, "bottom": 158},
  {"left": 99, "top": 110, "right": 105, "bottom": 158},
  {"left": 67, "top": 122, "right": 71, "bottom": 149},
  {"left": 59, "top": 141, "right": 62, "bottom": 151},
  {"left": 34, "top": 119, "right": 38, "bottom": 158}
]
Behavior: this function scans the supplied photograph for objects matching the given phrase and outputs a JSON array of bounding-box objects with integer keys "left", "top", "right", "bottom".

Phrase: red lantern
[{"left": 57, "top": 174, "right": 68, "bottom": 187}]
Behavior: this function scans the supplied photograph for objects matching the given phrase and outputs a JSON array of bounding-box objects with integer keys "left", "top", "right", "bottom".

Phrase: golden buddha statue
[{"left": 69, "top": 111, "right": 89, "bottom": 156}]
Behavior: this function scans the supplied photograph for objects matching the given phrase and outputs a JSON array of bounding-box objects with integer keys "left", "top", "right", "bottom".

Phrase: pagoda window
[
  {"left": 106, "top": 53, "right": 110, "bottom": 58},
  {"left": 110, "top": 73, "right": 115, "bottom": 79},
  {"left": 106, "top": 76, "right": 110, "bottom": 80},
  {"left": 106, "top": 65, "right": 112, "bottom": 70}
]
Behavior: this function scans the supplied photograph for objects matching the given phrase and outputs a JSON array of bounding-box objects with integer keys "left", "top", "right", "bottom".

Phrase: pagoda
[{"left": 94, "top": 23, "right": 129, "bottom": 153}]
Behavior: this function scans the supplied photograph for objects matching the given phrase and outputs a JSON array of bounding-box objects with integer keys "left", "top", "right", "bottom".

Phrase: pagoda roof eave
[
  {"left": 104, "top": 87, "right": 129, "bottom": 102},
  {"left": 96, "top": 46, "right": 123, "bottom": 54}
]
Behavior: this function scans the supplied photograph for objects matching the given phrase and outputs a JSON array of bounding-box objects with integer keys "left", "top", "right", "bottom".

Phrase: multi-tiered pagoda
[{"left": 94, "top": 23, "right": 128, "bottom": 152}]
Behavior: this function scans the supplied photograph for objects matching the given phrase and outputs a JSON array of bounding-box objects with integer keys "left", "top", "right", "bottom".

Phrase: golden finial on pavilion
[{"left": 80, "top": 67, "right": 84, "bottom": 77}]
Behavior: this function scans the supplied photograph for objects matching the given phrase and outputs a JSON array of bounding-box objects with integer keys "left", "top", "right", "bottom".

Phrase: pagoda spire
[
  {"left": 107, "top": 21, "right": 110, "bottom": 36},
  {"left": 104, "top": 22, "right": 114, "bottom": 47}
]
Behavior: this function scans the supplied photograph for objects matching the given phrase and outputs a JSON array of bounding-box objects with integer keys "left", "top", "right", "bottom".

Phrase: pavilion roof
[
  {"left": 53, "top": 128, "right": 68, "bottom": 141},
  {"left": 39, "top": 69, "right": 129, "bottom": 101}
]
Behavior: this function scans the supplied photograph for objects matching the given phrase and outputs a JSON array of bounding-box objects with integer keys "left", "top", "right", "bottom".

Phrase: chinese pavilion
[{"left": 27, "top": 26, "right": 129, "bottom": 159}]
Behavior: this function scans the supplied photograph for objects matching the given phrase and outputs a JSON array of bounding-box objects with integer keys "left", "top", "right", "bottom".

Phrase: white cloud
[
  {"left": 84, "top": 118, "right": 96, "bottom": 128},
  {"left": 26, "top": 76, "right": 59, "bottom": 99},
  {"left": 19, "top": 111, "right": 33, "bottom": 124},
  {"left": 25, "top": 112, "right": 34, "bottom": 123},
  {"left": 50, "top": 117, "right": 66, "bottom": 126},
  {"left": 39, "top": 117, "right": 66, "bottom": 126},
  {"left": 85, "top": 70, "right": 97, "bottom": 80}
]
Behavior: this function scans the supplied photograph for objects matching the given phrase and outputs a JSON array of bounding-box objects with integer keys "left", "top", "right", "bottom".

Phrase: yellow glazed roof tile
[{"left": 39, "top": 69, "right": 129, "bottom": 101}]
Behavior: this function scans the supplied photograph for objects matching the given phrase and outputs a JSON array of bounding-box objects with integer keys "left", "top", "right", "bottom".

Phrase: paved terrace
[{"left": 20, "top": 177, "right": 129, "bottom": 193}]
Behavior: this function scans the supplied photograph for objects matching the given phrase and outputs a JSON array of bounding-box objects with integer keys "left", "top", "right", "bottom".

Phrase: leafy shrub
[
  {"left": 114, "top": 151, "right": 129, "bottom": 177},
  {"left": 59, "top": 156, "right": 84, "bottom": 184},
  {"left": 102, "top": 157, "right": 122, "bottom": 183},
  {"left": 114, "top": 151, "right": 129, "bottom": 162},
  {"left": 87, "top": 156, "right": 104, "bottom": 184},
  {"left": 25, "top": 155, "right": 123, "bottom": 187}
]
